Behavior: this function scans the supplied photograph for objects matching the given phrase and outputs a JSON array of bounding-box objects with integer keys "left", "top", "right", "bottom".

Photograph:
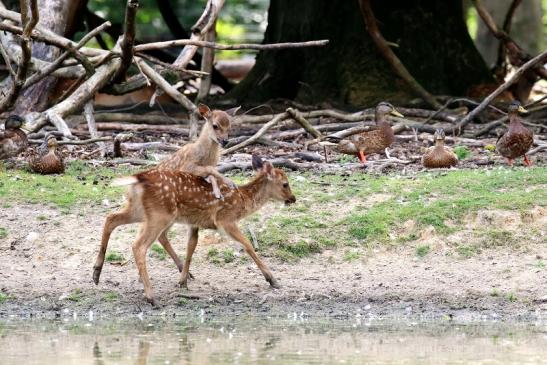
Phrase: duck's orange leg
[
  {"left": 505, "top": 158, "right": 514, "bottom": 166},
  {"left": 357, "top": 151, "right": 367, "bottom": 164},
  {"left": 523, "top": 155, "right": 533, "bottom": 167}
]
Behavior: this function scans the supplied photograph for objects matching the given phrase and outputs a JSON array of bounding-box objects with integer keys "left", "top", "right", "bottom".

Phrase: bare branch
[
  {"left": 222, "top": 112, "right": 290, "bottom": 155},
  {"left": 134, "top": 39, "right": 330, "bottom": 52},
  {"left": 196, "top": 23, "right": 215, "bottom": 102},
  {"left": 113, "top": 0, "right": 139, "bottom": 82},
  {"left": 84, "top": 101, "right": 107, "bottom": 156},
  {"left": 23, "top": 21, "right": 111, "bottom": 89},
  {"left": 135, "top": 57, "right": 196, "bottom": 112},
  {"left": 358, "top": 0, "right": 441, "bottom": 109},
  {"left": 455, "top": 48, "right": 547, "bottom": 134},
  {"left": 0, "top": 0, "right": 38, "bottom": 112}
]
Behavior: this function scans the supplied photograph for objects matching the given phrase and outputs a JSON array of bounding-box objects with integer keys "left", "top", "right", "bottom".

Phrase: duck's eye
[
  {"left": 283, "top": 183, "right": 289, "bottom": 188},
  {"left": 213, "top": 125, "right": 219, "bottom": 130}
]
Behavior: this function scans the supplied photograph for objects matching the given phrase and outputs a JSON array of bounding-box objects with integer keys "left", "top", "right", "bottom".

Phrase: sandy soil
[{"left": 1, "top": 202, "right": 546, "bottom": 321}]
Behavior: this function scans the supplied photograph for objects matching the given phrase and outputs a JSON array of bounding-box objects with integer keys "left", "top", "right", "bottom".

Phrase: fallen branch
[
  {"left": 135, "top": 57, "right": 196, "bottom": 112},
  {"left": 286, "top": 107, "right": 322, "bottom": 138},
  {"left": 358, "top": 0, "right": 441, "bottom": 109},
  {"left": 28, "top": 136, "right": 112, "bottom": 145},
  {"left": 68, "top": 113, "right": 188, "bottom": 125},
  {"left": 221, "top": 112, "right": 290, "bottom": 155},
  {"left": 93, "top": 123, "right": 189, "bottom": 134},
  {"left": 121, "top": 141, "right": 179, "bottom": 152},
  {"left": 196, "top": 21, "right": 215, "bottom": 102},
  {"left": 135, "top": 39, "right": 330, "bottom": 52},
  {"left": 84, "top": 101, "right": 107, "bottom": 156},
  {"left": 28, "top": 56, "right": 121, "bottom": 134}
]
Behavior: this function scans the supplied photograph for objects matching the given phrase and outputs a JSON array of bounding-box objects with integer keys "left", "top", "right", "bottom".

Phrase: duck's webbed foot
[
  {"left": 358, "top": 151, "right": 367, "bottom": 164},
  {"left": 523, "top": 155, "right": 533, "bottom": 167}
]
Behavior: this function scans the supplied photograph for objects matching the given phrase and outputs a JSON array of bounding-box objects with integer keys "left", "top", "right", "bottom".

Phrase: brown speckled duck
[
  {"left": 496, "top": 101, "right": 533, "bottom": 166},
  {"left": 422, "top": 128, "right": 458, "bottom": 168},
  {"left": 0, "top": 115, "right": 28, "bottom": 161},
  {"left": 336, "top": 102, "right": 403, "bottom": 163},
  {"left": 29, "top": 135, "right": 64, "bottom": 174}
]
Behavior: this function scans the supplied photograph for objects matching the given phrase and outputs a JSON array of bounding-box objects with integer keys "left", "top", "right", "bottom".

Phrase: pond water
[{"left": 1, "top": 316, "right": 546, "bottom": 365}]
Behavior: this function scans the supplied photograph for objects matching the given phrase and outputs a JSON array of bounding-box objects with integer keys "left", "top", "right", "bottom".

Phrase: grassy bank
[{"left": 1, "top": 164, "right": 545, "bottom": 261}]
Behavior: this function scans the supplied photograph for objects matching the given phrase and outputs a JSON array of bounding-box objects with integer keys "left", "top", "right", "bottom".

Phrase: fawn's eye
[
  {"left": 283, "top": 183, "right": 289, "bottom": 188},
  {"left": 213, "top": 125, "right": 219, "bottom": 130}
]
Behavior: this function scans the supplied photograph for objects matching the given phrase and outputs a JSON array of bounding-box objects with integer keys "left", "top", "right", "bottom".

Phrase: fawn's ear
[
  {"left": 198, "top": 103, "right": 212, "bottom": 118},
  {"left": 252, "top": 154, "right": 264, "bottom": 170},
  {"left": 263, "top": 161, "right": 274, "bottom": 179},
  {"left": 225, "top": 106, "right": 241, "bottom": 117}
]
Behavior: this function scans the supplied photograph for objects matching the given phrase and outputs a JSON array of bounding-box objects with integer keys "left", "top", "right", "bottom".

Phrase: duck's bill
[
  {"left": 518, "top": 105, "right": 528, "bottom": 113},
  {"left": 20, "top": 123, "right": 31, "bottom": 132},
  {"left": 390, "top": 109, "right": 404, "bottom": 118}
]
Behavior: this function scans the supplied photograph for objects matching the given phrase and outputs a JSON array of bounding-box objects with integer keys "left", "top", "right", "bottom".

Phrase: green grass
[
  {"left": 0, "top": 292, "right": 9, "bottom": 304},
  {"left": 1, "top": 163, "right": 545, "bottom": 261},
  {"left": 150, "top": 243, "right": 167, "bottom": 260},
  {"left": 0, "top": 161, "right": 134, "bottom": 208},
  {"left": 105, "top": 251, "right": 125, "bottom": 263},
  {"left": 207, "top": 247, "right": 238, "bottom": 264},
  {"left": 102, "top": 292, "right": 119, "bottom": 302},
  {"left": 535, "top": 260, "right": 545, "bottom": 269},
  {"left": 343, "top": 250, "right": 361, "bottom": 262},
  {"left": 0, "top": 227, "right": 7, "bottom": 239},
  {"left": 506, "top": 292, "right": 518, "bottom": 302},
  {"left": 67, "top": 289, "right": 83, "bottom": 302},
  {"left": 416, "top": 245, "right": 431, "bottom": 257},
  {"left": 454, "top": 145, "right": 472, "bottom": 160}
]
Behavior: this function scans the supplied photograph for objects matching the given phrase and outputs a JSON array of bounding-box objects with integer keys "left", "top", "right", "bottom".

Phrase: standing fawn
[
  {"left": 93, "top": 104, "right": 238, "bottom": 285},
  {"left": 97, "top": 155, "right": 296, "bottom": 306}
]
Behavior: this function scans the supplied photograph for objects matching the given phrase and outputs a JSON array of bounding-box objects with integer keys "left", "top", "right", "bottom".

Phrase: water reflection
[{"left": 0, "top": 317, "right": 546, "bottom": 365}]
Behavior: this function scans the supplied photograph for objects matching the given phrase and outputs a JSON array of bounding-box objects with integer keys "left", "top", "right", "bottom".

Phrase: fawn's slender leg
[
  {"left": 222, "top": 223, "right": 280, "bottom": 288},
  {"left": 205, "top": 175, "right": 222, "bottom": 199},
  {"left": 132, "top": 218, "right": 171, "bottom": 306},
  {"left": 93, "top": 208, "right": 140, "bottom": 284},
  {"left": 157, "top": 228, "right": 183, "bottom": 272},
  {"left": 179, "top": 226, "right": 199, "bottom": 289}
]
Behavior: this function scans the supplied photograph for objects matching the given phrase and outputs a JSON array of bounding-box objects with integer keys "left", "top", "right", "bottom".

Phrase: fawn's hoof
[
  {"left": 146, "top": 296, "right": 158, "bottom": 307},
  {"left": 177, "top": 265, "right": 194, "bottom": 279},
  {"left": 92, "top": 267, "right": 102, "bottom": 285},
  {"left": 178, "top": 279, "right": 189, "bottom": 289},
  {"left": 267, "top": 277, "right": 281, "bottom": 289}
]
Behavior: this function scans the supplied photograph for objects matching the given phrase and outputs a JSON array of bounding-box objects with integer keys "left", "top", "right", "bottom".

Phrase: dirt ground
[{"left": 1, "top": 201, "right": 546, "bottom": 321}]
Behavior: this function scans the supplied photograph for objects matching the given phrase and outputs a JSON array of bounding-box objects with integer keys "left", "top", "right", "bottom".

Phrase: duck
[
  {"left": 29, "top": 135, "right": 65, "bottom": 174},
  {"left": 331, "top": 102, "right": 403, "bottom": 163},
  {"left": 422, "top": 128, "right": 458, "bottom": 168},
  {"left": 496, "top": 101, "right": 533, "bottom": 166},
  {"left": 0, "top": 115, "right": 28, "bottom": 161}
]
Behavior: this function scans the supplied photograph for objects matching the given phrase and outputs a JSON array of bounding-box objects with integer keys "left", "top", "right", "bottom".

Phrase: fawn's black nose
[
  {"left": 285, "top": 195, "right": 296, "bottom": 205},
  {"left": 220, "top": 139, "right": 229, "bottom": 147}
]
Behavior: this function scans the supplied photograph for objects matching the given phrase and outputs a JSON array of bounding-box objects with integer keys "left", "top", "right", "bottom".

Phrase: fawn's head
[
  {"left": 252, "top": 155, "right": 296, "bottom": 205},
  {"left": 198, "top": 103, "right": 240, "bottom": 147}
]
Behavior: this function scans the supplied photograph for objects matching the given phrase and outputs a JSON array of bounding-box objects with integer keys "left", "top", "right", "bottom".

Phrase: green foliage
[
  {"left": 222, "top": 248, "right": 236, "bottom": 263},
  {"left": 105, "top": 251, "right": 125, "bottom": 263},
  {"left": 415, "top": 245, "right": 431, "bottom": 258},
  {"left": 0, "top": 227, "right": 7, "bottom": 239},
  {"left": 454, "top": 145, "right": 471, "bottom": 160}
]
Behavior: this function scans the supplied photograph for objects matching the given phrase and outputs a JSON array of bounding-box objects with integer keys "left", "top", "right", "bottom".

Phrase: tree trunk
[
  {"left": 12, "top": 0, "right": 88, "bottom": 114},
  {"left": 475, "top": 0, "right": 543, "bottom": 67},
  {"left": 228, "top": 0, "right": 493, "bottom": 107}
]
